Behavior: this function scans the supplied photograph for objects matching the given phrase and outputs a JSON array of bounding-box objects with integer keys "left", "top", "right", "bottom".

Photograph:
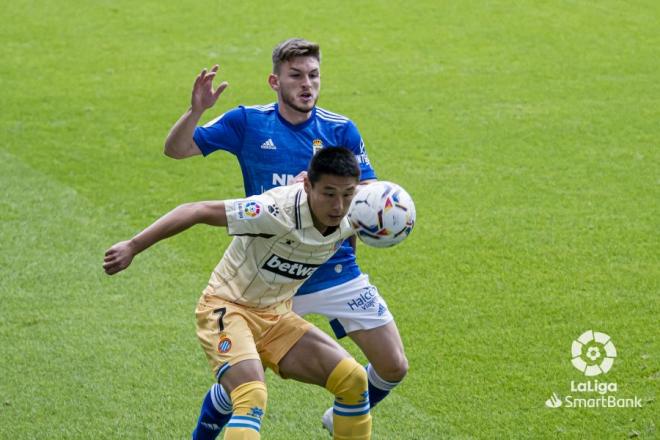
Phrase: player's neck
[
  {"left": 308, "top": 206, "right": 336, "bottom": 236},
  {"left": 277, "top": 102, "right": 313, "bottom": 125},
  {"left": 311, "top": 215, "right": 329, "bottom": 235}
]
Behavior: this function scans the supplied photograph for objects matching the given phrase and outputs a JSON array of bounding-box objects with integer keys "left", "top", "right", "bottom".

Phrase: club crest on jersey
[
  {"left": 312, "top": 139, "right": 324, "bottom": 154},
  {"left": 262, "top": 254, "right": 321, "bottom": 279},
  {"left": 236, "top": 201, "right": 262, "bottom": 219},
  {"left": 218, "top": 337, "right": 232, "bottom": 353}
]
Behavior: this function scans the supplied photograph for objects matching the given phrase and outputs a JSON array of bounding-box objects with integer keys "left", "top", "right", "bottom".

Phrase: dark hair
[
  {"left": 272, "top": 38, "right": 321, "bottom": 74},
  {"left": 307, "top": 147, "right": 360, "bottom": 184}
]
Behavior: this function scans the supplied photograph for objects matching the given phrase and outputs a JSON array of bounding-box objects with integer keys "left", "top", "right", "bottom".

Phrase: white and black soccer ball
[{"left": 348, "top": 181, "right": 416, "bottom": 248}]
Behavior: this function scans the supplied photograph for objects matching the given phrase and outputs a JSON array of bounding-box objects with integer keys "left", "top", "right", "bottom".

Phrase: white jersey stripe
[
  {"left": 316, "top": 113, "right": 349, "bottom": 124},
  {"left": 203, "top": 113, "right": 226, "bottom": 127},
  {"left": 316, "top": 107, "right": 349, "bottom": 121},
  {"left": 245, "top": 103, "right": 276, "bottom": 112}
]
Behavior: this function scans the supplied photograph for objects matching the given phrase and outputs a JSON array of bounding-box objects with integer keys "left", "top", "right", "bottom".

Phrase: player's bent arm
[
  {"left": 165, "top": 66, "right": 228, "bottom": 159},
  {"left": 164, "top": 108, "right": 204, "bottom": 159},
  {"left": 103, "top": 201, "right": 227, "bottom": 275},
  {"left": 130, "top": 201, "right": 228, "bottom": 248}
]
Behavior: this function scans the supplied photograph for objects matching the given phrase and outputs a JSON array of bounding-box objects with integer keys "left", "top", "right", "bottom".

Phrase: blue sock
[
  {"left": 366, "top": 363, "right": 400, "bottom": 408},
  {"left": 192, "top": 383, "right": 233, "bottom": 440}
]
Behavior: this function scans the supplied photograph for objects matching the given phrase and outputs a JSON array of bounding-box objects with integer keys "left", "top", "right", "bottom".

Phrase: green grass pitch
[{"left": 1, "top": 0, "right": 658, "bottom": 438}]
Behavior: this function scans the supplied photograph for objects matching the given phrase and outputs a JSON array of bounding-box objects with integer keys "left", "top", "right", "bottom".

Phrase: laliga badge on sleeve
[{"left": 236, "top": 200, "right": 263, "bottom": 220}]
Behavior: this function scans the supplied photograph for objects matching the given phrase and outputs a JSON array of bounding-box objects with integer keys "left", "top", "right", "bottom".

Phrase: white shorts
[{"left": 292, "top": 274, "right": 394, "bottom": 339}]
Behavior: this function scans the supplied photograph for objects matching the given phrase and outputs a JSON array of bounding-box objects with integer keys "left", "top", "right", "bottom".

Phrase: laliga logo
[
  {"left": 571, "top": 330, "right": 617, "bottom": 376},
  {"left": 545, "top": 331, "right": 641, "bottom": 409},
  {"left": 244, "top": 201, "right": 262, "bottom": 218}
]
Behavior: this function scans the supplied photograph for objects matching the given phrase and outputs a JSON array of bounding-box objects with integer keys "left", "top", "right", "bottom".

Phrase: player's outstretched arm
[
  {"left": 164, "top": 65, "right": 229, "bottom": 159},
  {"left": 103, "top": 201, "right": 227, "bottom": 275}
]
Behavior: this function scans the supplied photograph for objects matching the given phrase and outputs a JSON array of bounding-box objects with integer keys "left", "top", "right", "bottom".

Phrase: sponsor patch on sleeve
[{"left": 235, "top": 200, "right": 263, "bottom": 220}]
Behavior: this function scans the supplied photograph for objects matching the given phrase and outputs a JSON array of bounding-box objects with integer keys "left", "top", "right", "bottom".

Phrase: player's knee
[
  {"left": 229, "top": 381, "right": 268, "bottom": 417},
  {"left": 326, "top": 358, "right": 369, "bottom": 404},
  {"left": 380, "top": 354, "right": 409, "bottom": 383},
  {"left": 369, "top": 347, "right": 409, "bottom": 383}
]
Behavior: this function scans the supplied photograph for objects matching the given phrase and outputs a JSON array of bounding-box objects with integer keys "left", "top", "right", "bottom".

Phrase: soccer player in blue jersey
[{"left": 165, "top": 38, "right": 407, "bottom": 439}]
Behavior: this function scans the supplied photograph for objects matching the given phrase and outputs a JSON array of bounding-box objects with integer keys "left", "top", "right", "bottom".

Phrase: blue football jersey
[{"left": 193, "top": 103, "right": 376, "bottom": 294}]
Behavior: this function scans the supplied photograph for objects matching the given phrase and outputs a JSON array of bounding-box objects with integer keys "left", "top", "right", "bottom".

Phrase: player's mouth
[{"left": 299, "top": 92, "right": 314, "bottom": 102}]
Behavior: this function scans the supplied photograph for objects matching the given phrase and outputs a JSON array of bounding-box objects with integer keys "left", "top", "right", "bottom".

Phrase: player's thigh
[
  {"left": 195, "top": 293, "right": 262, "bottom": 381},
  {"left": 278, "top": 326, "right": 351, "bottom": 387},
  {"left": 348, "top": 320, "right": 408, "bottom": 381},
  {"left": 255, "top": 310, "right": 312, "bottom": 374}
]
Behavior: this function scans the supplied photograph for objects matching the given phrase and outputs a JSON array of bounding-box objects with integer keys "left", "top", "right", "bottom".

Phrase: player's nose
[{"left": 334, "top": 197, "right": 344, "bottom": 212}]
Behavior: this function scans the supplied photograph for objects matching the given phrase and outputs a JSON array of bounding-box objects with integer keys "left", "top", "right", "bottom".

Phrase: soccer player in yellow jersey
[{"left": 103, "top": 148, "right": 371, "bottom": 440}]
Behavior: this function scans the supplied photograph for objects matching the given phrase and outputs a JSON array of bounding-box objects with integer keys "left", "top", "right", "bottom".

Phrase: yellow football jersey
[{"left": 206, "top": 183, "right": 354, "bottom": 308}]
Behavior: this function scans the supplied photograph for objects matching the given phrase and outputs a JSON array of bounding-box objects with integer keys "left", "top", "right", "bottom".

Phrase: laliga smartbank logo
[
  {"left": 545, "top": 330, "right": 642, "bottom": 409},
  {"left": 571, "top": 330, "right": 616, "bottom": 376}
]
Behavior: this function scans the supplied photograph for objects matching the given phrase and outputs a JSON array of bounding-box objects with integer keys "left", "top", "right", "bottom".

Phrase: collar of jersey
[
  {"left": 275, "top": 103, "right": 317, "bottom": 131},
  {"left": 294, "top": 184, "right": 315, "bottom": 229}
]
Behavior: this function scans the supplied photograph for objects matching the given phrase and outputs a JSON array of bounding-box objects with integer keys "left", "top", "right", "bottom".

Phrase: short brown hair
[{"left": 272, "top": 38, "right": 321, "bottom": 73}]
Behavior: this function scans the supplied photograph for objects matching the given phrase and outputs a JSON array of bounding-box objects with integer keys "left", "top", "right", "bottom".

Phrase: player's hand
[
  {"left": 103, "top": 240, "right": 136, "bottom": 275},
  {"left": 292, "top": 171, "right": 307, "bottom": 184},
  {"left": 191, "top": 65, "right": 229, "bottom": 113}
]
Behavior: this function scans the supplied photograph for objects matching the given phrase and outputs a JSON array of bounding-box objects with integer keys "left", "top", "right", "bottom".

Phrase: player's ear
[{"left": 268, "top": 73, "right": 279, "bottom": 91}]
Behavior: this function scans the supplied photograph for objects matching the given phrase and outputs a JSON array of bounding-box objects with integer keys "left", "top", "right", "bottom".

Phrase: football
[{"left": 348, "top": 181, "right": 416, "bottom": 248}]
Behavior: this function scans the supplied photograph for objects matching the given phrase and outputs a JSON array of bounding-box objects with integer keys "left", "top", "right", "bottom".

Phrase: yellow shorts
[{"left": 195, "top": 290, "right": 312, "bottom": 380}]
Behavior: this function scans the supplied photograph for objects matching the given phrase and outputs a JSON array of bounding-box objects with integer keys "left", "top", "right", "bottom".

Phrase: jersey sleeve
[
  {"left": 193, "top": 107, "right": 246, "bottom": 156},
  {"left": 225, "top": 194, "right": 284, "bottom": 237},
  {"left": 343, "top": 121, "right": 377, "bottom": 181}
]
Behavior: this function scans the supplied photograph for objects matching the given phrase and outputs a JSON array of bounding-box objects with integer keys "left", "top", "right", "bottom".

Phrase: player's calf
[
  {"left": 192, "top": 383, "right": 233, "bottom": 440},
  {"left": 325, "top": 358, "right": 371, "bottom": 440},
  {"left": 224, "top": 381, "right": 267, "bottom": 440},
  {"left": 348, "top": 321, "right": 408, "bottom": 409}
]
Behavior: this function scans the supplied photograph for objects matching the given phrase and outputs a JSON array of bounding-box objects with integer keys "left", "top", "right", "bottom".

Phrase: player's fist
[
  {"left": 103, "top": 240, "right": 136, "bottom": 275},
  {"left": 191, "top": 65, "right": 229, "bottom": 113}
]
